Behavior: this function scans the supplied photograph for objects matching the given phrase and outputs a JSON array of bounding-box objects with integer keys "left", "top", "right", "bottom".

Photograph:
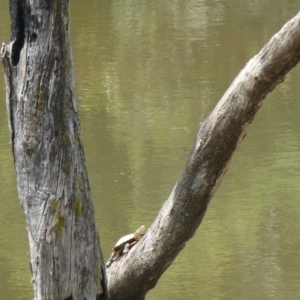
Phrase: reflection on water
[{"left": 1, "top": 0, "right": 300, "bottom": 299}]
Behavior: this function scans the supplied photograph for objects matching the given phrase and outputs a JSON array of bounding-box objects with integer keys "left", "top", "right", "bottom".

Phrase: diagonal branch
[{"left": 106, "top": 11, "right": 300, "bottom": 300}]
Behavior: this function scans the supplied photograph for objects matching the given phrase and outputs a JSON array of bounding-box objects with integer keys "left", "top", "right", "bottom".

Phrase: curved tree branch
[{"left": 106, "top": 11, "right": 300, "bottom": 300}]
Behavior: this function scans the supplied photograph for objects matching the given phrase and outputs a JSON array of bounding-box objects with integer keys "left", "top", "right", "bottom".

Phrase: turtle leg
[
  {"left": 123, "top": 242, "right": 131, "bottom": 254},
  {"left": 123, "top": 241, "right": 138, "bottom": 254},
  {"left": 106, "top": 251, "right": 118, "bottom": 268},
  {"left": 106, "top": 254, "right": 114, "bottom": 268},
  {"left": 106, "top": 260, "right": 112, "bottom": 268},
  {"left": 106, "top": 257, "right": 113, "bottom": 268}
]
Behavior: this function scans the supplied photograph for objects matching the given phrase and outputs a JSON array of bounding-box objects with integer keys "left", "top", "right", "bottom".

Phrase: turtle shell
[
  {"left": 114, "top": 233, "right": 136, "bottom": 252},
  {"left": 106, "top": 225, "right": 145, "bottom": 267},
  {"left": 113, "top": 225, "right": 145, "bottom": 253}
]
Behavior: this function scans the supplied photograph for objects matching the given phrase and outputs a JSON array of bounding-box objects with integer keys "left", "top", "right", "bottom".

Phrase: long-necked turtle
[{"left": 106, "top": 225, "right": 145, "bottom": 268}]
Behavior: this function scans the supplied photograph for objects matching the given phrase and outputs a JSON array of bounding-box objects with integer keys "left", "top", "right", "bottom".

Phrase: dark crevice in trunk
[
  {"left": 44, "top": 0, "right": 52, "bottom": 10},
  {"left": 11, "top": 0, "right": 25, "bottom": 66},
  {"left": 99, "top": 263, "right": 108, "bottom": 300}
]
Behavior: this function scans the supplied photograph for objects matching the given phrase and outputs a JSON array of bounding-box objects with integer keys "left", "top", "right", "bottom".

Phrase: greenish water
[{"left": 1, "top": 1, "right": 300, "bottom": 299}]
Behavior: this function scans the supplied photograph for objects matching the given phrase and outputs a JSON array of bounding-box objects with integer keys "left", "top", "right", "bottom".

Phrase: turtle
[{"left": 106, "top": 225, "right": 145, "bottom": 268}]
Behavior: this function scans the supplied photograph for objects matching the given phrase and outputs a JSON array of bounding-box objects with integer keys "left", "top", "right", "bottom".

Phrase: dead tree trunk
[
  {"left": 1, "top": 1, "right": 106, "bottom": 299},
  {"left": 106, "top": 12, "right": 300, "bottom": 300}
]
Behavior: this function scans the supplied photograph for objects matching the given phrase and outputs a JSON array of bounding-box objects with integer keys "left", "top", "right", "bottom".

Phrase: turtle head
[{"left": 134, "top": 225, "right": 146, "bottom": 240}]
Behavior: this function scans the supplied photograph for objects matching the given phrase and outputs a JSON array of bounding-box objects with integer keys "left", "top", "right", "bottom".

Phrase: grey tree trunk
[
  {"left": 106, "top": 11, "right": 300, "bottom": 300},
  {"left": 1, "top": 1, "right": 106, "bottom": 299}
]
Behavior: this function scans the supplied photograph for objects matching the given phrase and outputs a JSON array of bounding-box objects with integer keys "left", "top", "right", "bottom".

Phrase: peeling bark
[
  {"left": 1, "top": 1, "right": 106, "bottom": 299},
  {"left": 106, "top": 11, "right": 300, "bottom": 300}
]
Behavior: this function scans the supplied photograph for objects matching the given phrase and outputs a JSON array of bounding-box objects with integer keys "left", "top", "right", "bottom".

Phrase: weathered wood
[
  {"left": 106, "top": 11, "right": 300, "bottom": 300},
  {"left": 1, "top": 1, "right": 106, "bottom": 299}
]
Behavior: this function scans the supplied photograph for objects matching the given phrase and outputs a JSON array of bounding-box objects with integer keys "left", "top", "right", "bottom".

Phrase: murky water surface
[{"left": 0, "top": 1, "right": 300, "bottom": 299}]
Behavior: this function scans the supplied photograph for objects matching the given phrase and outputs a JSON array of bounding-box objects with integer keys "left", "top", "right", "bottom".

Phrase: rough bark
[
  {"left": 106, "top": 11, "right": 300, "bottom": 300},
  {"left": 1, "top": 1, "right": 106, "bottom": 299}
]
